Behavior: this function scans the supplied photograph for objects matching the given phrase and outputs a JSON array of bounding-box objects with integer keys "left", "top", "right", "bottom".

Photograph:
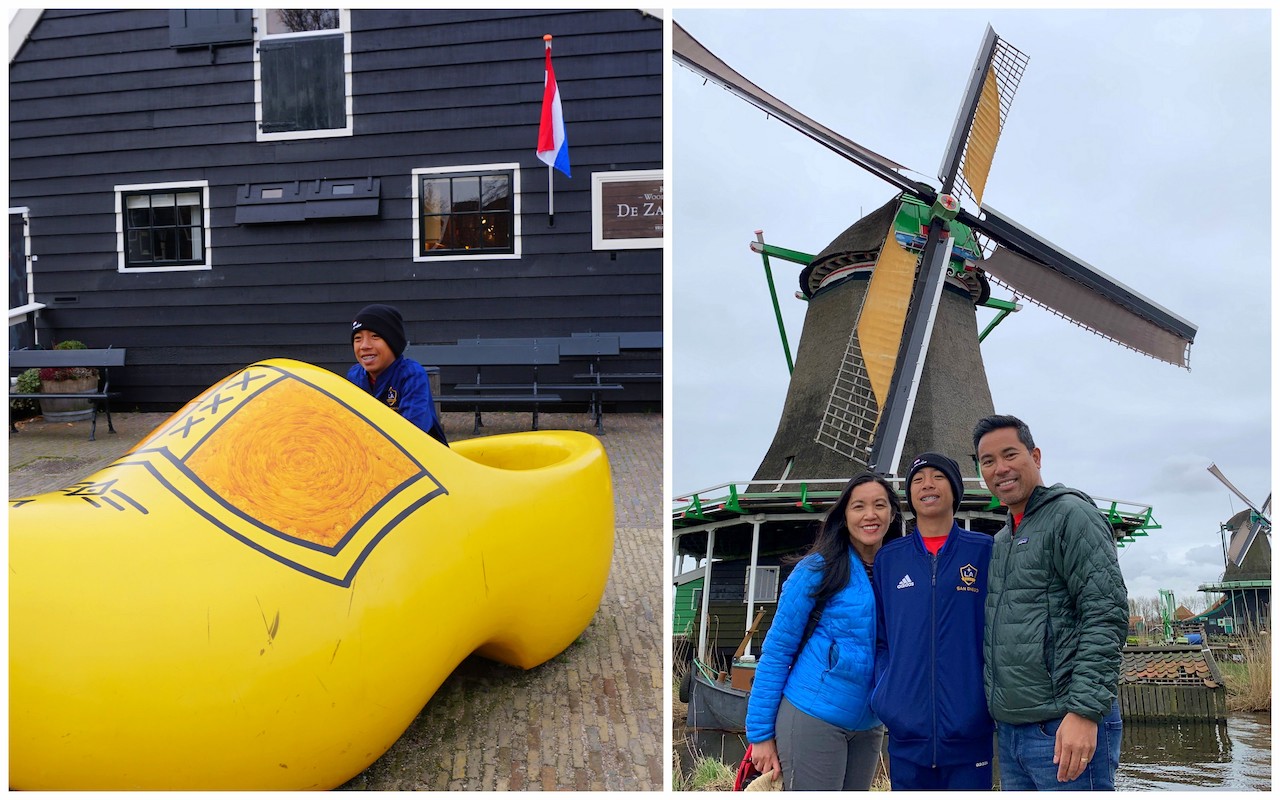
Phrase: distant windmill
[
  {"left": 673, "top": 22, "right": 1198, "bottom": 481},
  {"left": 1207, "top": 463, "right": 1271, "bottom": 574},
  {"left": 1190, "top": 463, "right": 1273, "bottom": 633}
]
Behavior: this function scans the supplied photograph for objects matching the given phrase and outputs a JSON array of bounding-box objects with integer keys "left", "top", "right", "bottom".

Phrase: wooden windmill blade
[
  {"left": 866, "top": 26, "right": 1019, "bottom": 475},
  {"left": 1208, "top": 463, "right": 1267, "bottom": 517},
  {"left": 675, "top": 19, "right": 1199, "bottom": 479},
  {"left": 674, "top": 19, "right": 1198, "bottom": 367},
  {"left": 1209, "top": 464, "right": 1271, "bottom": 568},
  {"left": 792, "top": 198, "right": 940, "bottom": 465},
  {"left": 938, "top": 25, "right": 1024, "bottom": 210},
  {"left": 961, "top": 205, "right": 1198, "bottom": 367},
  {"left": 671, "top": 22, "right": 914, "bottom": 192}
]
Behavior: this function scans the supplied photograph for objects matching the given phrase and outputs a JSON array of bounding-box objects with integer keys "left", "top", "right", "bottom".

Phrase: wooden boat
[{"left": 686, "top": 664, "right": 749, "bottom": 734}]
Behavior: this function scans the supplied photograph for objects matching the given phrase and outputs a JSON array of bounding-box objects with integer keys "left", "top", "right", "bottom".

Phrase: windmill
[
  {"left": 670, "top": 18, "right": 1199, "bottom": 744},
  {"left": 1196, "top": 463, "right": 1272, "bottom": 632},
  {"left": 673, "top": 21, "right": 1198, "bottom": 481},
  {"left": 1207, "top": 463, "right": 1272, "bottom": 573}
]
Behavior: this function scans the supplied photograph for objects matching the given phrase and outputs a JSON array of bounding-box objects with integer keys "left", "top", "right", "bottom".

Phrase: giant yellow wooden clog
[{"left": 9, "top": 359, "right": 615, "bottom": 790}]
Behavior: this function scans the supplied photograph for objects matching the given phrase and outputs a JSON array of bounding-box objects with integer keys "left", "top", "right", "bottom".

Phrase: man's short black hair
[{"left": 972, "top": 414, "right": 1036, "bottom": 454}]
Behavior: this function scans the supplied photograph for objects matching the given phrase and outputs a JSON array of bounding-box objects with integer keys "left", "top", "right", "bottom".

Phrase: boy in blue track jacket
[
  {"left": 347, "top": 304, "right": 449, "bottom": 446},
  {"left": 871, "top": 452, "right": 994, "bottom": 790}
]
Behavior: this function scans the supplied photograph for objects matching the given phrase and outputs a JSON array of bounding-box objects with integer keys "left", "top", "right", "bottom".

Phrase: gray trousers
[{"left": 776, "top": 695, "right": 885, "bottom": 791}]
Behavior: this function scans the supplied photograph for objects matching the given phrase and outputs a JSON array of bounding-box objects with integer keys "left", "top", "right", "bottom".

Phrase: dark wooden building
[{"left": 9, "top": 9, "right": 662, "bottom": 411}]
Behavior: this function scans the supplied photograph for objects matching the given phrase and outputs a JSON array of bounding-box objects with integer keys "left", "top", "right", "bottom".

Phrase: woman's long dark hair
[{"left": 798, "top": 472, "right": 903, "bottom": 605}]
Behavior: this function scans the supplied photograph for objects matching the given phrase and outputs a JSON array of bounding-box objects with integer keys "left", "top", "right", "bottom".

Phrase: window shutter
[
  {"left": 745, "top": 567, "right": 780, "bottom": 603},
  {"left": 260, "top": 35, "right": 345, "bottom": 134},
  {"left": 169, "top": 9, "right": 253, "bottom": 49}
]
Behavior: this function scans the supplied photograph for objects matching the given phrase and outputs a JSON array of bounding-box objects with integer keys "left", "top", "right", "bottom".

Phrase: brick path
[{"left": 9, "top": 408, "right": 664, "bottom": 791}]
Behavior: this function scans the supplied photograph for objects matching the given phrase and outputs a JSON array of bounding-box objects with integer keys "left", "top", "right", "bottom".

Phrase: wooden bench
[
  {"left": 406, "top": 343, "right": 563, "bottom": 434},
  {"left": 9, "top": 348, "right": 126, "bottom": 441},
  {"left": 454, "top": 336, "right": 626, "bottom": 432},
  {"left": 571, "top": 330, "right": 663, "bottom": 384}
]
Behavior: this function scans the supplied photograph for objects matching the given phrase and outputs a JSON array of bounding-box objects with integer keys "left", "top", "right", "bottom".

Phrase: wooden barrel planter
[
  {"left": 39, "top": 374, "right": 99, "bottom": 422},
  {"left": 1118, "top": 644, "right": 1227, "bottom": 722}
]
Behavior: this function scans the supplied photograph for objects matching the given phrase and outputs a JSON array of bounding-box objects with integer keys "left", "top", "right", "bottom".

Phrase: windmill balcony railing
[{"left": 672, "top": 479, "right": 1160, "bottom": 541}]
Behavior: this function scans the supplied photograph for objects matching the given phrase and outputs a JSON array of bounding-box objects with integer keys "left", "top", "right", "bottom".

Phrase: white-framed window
[
  {"left": 745, "top": 566, "right": 780, "bottom": 603},
  {"left": 115, "top": 181, "right": 211, "bottom": 273},
  {"left": 412, "top": 163, "right": 521, "bottom": 261},
  {"left": 254, "top": 9, "right": 353, "bottom": 141}
]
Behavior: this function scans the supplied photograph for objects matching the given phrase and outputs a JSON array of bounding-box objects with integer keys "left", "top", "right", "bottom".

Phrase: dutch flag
[{"left": 537, "top": 41, "right": 571, "bottom": 178}]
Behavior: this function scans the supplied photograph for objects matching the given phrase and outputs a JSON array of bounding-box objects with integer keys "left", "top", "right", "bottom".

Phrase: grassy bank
[
  {"left": 671, "top": 665, "right": 891, "bottom": 790},
  {"left": 1220, "top": 631, "right": 1270, "bottom": 712}
]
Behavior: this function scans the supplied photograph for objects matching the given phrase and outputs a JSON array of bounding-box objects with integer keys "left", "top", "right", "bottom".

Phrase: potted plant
[
  {"left": 10, "top": 368, "right": 41, "bottom": 421},
  {"left": 37, "top": 340, "right": 99, "bottom": 421}
]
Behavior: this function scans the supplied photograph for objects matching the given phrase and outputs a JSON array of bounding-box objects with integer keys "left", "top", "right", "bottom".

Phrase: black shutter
[
  {"left": 260, "top": 35, "right": 345, "bottom": 134},
  {"left": 169, "top": 9, "right": 254, "bottom": 49}
]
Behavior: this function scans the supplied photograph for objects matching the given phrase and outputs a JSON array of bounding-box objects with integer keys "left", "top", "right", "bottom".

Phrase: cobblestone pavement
[{"left": 8, "top": 408, "right": 665, "bottom": 791}]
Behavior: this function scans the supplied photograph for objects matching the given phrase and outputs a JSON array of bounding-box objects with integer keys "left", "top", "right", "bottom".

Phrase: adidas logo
[{"left": 896, "top": 574, "right": 915, "bottom": 589}]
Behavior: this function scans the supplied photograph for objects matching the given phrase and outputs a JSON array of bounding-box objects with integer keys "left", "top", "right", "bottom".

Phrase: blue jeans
[{"left": 996, "top": 700, "right": 1122, "bottom": 791}]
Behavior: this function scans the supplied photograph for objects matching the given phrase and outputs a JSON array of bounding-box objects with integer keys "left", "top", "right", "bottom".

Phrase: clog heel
[{"left": 9, "top": 358, "right": 615, "bottom": 790}]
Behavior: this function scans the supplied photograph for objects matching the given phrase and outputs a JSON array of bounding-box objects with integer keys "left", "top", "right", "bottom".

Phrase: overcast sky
[{"left": 672, "top": 9, "right": 1271, "bottom": 608}]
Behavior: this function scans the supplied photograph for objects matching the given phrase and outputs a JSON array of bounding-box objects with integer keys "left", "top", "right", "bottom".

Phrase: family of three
[{"left": 745, "top": 415, "right": 1129, "bottom": 791}]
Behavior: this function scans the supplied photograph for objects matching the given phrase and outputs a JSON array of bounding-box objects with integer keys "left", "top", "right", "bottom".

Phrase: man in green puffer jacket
[{"left": 973, "top": 415, "right": 1128, "bottom": 791}]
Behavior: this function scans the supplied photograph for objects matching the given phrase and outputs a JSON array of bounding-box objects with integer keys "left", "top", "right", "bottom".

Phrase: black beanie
[
  {"left": 351, "top": 304, "right": 407, "bottom": 357},
  {"left": 905, "top": 452, "right": 964, "bottom": 514}
]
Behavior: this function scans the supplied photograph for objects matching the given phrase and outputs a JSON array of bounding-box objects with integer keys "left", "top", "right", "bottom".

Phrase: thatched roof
[{"left": 799, "top": 195, "right": 901, "bottom": 298}]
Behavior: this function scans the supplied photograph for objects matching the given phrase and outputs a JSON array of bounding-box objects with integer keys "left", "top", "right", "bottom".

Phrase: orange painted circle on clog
[{"left": 186, "top": 380, "right": 418, "bottom": 547}]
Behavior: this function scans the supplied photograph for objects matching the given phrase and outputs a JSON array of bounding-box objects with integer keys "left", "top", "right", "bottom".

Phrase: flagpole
[{"left": 544, "top": 34, "right": 554, "bottom": 228}]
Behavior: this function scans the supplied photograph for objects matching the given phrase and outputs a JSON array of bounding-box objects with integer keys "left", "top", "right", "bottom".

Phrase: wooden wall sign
[{"left": 591, "top": 169, "right": 662, "bottom": 250}]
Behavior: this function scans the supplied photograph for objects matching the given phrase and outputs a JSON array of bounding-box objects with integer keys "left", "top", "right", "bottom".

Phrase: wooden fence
[
  {"left": 1118, "top": 682, "right": 1226, "bottom": 722},
  {"left": 1118, "top": 644, "right": 1227, "bottom": 722}
]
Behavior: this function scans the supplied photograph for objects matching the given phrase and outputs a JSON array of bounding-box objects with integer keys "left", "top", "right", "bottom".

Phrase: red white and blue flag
[{"left": 537, "top": 42, "right": 571, "bottom": 178}]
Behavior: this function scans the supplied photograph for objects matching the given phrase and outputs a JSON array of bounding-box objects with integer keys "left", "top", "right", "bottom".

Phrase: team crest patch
[
  {"left": 386, "top": 387, "right": 398, "bottom": 408},
  {"left": 959, "top": 563, "right": 978, "bottom": 586}
]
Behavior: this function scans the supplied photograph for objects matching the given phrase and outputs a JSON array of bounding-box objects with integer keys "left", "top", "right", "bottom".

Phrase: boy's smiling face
[
  {"left": 910, "top": 466, "right": 954, "bottom": 522},
  {"left": 353, "top": 329, "right": 395, "bottom": 381}
]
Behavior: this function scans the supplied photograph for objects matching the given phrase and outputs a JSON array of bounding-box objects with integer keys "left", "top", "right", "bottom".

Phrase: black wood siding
[
  {"left": 9, "top": 9, "right": 662, "bottom": 410},
  {"left": 694, "top": 557, "right": 802, "bottom": 663}
]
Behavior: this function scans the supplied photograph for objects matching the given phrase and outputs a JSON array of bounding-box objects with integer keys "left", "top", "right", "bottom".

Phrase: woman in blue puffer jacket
[{"left": 745, "top": 472, "right": 903, "bottom": 790}]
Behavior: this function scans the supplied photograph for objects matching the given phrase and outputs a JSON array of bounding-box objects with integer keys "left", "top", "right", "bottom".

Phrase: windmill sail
[
  {"left": 939, "top": 25, "right": 1028, "bottom": 208},
  {"left": 856, "top": 222, "right": 918, "bottom": 414},
  {"left": 866, "top": 25, "right": 1015, "bottom": 475},
  {"left": 672, "top": 22, "right": 915, "bottom": 194},
  {"left": 1207, "top": 462, "right": 1265, "bottom": 514},
  {"left": 675, "top": 20, "right": 1198, "bottom": 371},
  {"left": 1208, "top": 464, "right": 1271, "bottom": 569},
  {"left": 811, "top": 206, "right": 924, "bottom": 463},
  {"left": 970, "top": 206, "right": 1197, "bottom": 367}
]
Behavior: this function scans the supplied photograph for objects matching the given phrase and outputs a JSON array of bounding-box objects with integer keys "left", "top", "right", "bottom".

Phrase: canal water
[
  {"left": 1117, "top": 713, "right": 1270, "bottom": 791},
  {"left": 677, "top": 713, "right": 1271, "bottom": 790}
]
